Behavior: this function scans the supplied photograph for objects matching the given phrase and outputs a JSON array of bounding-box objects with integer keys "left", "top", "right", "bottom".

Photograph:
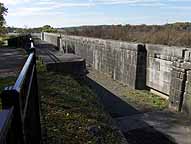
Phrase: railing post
[
  {"left": 41, "top": 32, "right": 44, "bottom": 41},
  {"left": 58, "top": 35, "right": 63, "bottom": 52},
  {"left": 30, "top": 38, "right": 34, "bottom": 48},
  {"left": 1, "top": 88, "right": 25, "bottom": 144}
]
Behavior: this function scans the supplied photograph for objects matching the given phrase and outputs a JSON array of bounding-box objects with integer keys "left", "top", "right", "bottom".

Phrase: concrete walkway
[
  {"left": 87, "top": 68, "right": 191, "bottom": 144},
  {"left": 33, "top": 38, "right": 86, "bottom": 77},
  {"left": 0, "top": 47, "right": 26, "bottom": 77},
  {"left": 33, "top": 38, "right": 84, "bottom": 64}
]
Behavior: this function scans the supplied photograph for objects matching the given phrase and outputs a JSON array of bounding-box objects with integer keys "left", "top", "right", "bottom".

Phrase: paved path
[
  {"left": 0, "top": 47, "right": 26, "bottom": 77},
  {"left": 33, "top": 38, "right": 84, "bottom": 64},
  {"left": 87, "top": 68, "right": 191, "bottom": 144}
]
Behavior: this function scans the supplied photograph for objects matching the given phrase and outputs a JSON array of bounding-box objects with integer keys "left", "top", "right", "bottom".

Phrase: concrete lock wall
[
  {"left": 184, "top": 70, "right": 191, "bottom": 116},
  {"left": 43, "top": 32, "right": 61, "bottom": 49},
  {"left": 41, "top": 32, "right": 191, "bottom": 116},
  {"left": 146, "top": 44, "right": 186, "bottom": 96},
  {"left": 61, "top": 35, "right": 147, "bottom": 89}
]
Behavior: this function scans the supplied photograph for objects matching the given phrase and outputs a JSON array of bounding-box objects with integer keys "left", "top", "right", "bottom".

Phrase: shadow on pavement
[{"left": 85, "top": 76, "right": 177, "bottom": 144}]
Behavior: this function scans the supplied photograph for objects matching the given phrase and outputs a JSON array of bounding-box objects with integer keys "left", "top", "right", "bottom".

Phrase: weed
[{"left": 36, "top": 57, "right": 47, "bottom": 73}]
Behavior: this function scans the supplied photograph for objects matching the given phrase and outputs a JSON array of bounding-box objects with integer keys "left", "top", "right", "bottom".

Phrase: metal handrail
[
  {"left": 0, "top": 35, "right": 41, "bottom": 144},
  {"left": 13, "top": 53, "right": 34, "bottom": 92}
]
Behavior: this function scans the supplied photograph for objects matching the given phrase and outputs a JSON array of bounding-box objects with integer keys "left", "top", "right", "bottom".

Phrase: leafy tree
[
  {"left": 42, "top": 25, "right": 57, "bottom": 33},
  {"left": 0, "top": 2, "right": 8, "bottom": 35}
]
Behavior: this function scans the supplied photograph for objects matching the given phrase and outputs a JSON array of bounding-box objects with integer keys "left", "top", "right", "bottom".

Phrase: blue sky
[{"left": 1, "top": 0, "right": 191, "bottom": 28}]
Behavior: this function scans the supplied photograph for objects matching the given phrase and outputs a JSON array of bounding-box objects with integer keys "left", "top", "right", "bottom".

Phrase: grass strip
[{"left": 38, "top": 71, "right": 124, "bottom": 144}]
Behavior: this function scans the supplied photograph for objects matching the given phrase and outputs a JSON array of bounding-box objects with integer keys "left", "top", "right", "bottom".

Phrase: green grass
[
  {"left": 0, "top": 77, "right": 16, "bottom": 93},
  {"left": 122, "top": 88, "right": 168, "bottom": 112},
  {"left": 0, "top": 35, "right": 10, "bottom": 46},
  {"left": 0, "top": 35, "right": 18, "bottom": 46},
  {"left": 36, "top": 57, "right": 47, "bottom": 73},
  {"left": 0, "top": 37, "right": 5, "bottom": 46},
  {"left": 38, "top": 71, "right": 123, "bottom": 144},
  {"left": 88, "top": 69, "right": 168, "bottom": 112}
]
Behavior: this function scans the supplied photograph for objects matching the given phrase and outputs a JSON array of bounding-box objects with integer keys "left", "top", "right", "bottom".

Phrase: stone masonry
[{"left": 146, "top": 44, "right": 186, "bottom": 96}]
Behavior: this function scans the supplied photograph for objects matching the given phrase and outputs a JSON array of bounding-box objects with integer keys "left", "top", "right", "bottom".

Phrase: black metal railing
[{"left": 0, "top": 36, "right": 41, "bottom": 144}]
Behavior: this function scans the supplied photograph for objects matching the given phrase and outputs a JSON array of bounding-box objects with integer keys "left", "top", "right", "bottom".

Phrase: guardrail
[{"left": 0, "top": 35, "right": 41, "bottom": 144}]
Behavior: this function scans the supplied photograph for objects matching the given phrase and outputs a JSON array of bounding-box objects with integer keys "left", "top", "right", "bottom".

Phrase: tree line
[
  {"left": 62, "top": 23, "right": 191, "bottom": 47},
  {"left": 7, "top": 25, "right": 57, "bottom": 33},
  {"left": 11, "top": 23, "right": 191, "bottom": 47}
]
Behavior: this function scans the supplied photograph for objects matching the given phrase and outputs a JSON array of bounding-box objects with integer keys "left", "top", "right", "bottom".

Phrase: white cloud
[
  {"left": 9, "top": 1, "right": 94, "bottom": 16},
  {"left": 168, "top": 0, "right": 191, "bottom": 1},
  {"left": 168, "top": 6, "right": 191, "bottom": 10},
  {"left": 6, "top": 0, "right": 191, "bottom": 17},
  {"left": 5, "top": 0, "right": 191, "bottom": 27},
  {"left": 91, "top": 0, "right": 159, "bottom": 5},
  {"left": 35, "top": 1, "right": 58, "bottom": 5},
  {"left": 0, "top": 0, "right": 31, "bottom": 5}
]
